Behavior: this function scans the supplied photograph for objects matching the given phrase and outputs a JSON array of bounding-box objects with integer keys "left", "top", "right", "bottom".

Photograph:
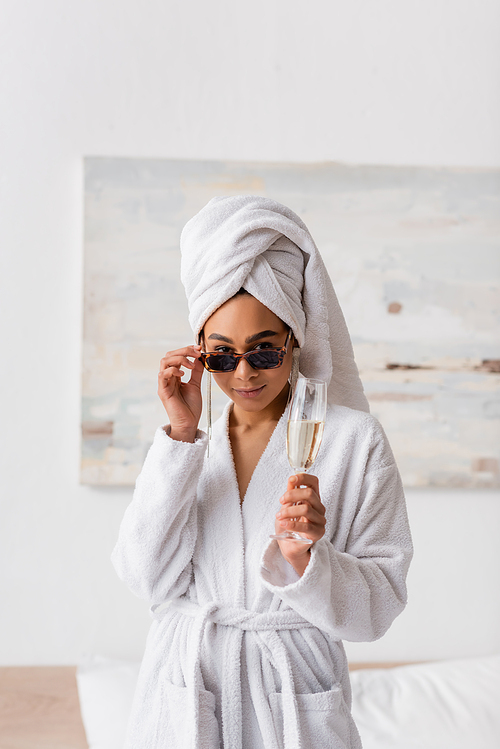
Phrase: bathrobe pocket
[
  {"left": 269, "top": 685, "right": 354, "bottom": 749},
  {"left": 161, "top": 680, "right": 220, "bottom": 747}
]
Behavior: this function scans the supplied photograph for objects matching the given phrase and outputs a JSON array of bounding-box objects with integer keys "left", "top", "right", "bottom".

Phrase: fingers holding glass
[{"left": 275, "top": 484, "right": 326, "bottom": 544}]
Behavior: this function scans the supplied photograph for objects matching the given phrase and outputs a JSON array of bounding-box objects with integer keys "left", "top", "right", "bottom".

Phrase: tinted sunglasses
[{"left": 199, "top": 329, "right": 293, "bottom": 373}]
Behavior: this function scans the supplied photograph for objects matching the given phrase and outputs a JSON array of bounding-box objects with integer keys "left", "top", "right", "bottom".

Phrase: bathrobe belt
[{"left": 152, "top": 597, "right": 316, "bottom": 749}]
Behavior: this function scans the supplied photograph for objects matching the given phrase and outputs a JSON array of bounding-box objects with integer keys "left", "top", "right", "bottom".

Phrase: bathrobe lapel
[
  {"left": 239, "top": 410, "right": 292, "bottom": 606},
  {"left": 195, "top": 406, "right": 246, "bottom": 606},
  {"left": 196, "top": 403, "right": 290, "bottom": 609}
]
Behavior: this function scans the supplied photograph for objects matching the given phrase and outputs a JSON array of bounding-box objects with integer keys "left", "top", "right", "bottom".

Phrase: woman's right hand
[{"left": 158, "top": 345, "right": 205, "bottom": 442}]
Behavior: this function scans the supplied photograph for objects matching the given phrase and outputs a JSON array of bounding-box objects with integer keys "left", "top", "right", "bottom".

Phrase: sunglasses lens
[
  {"left": 204, "top": 354, "right": 237, "bottom": 372},
  {"left": 247, "top": 351, "right": 280, "bottom": 369}
]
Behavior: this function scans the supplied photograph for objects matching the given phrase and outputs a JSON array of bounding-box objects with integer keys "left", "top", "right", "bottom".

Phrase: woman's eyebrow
[
  {"left": 245, "top": 330, "right": 278, "bottom": 344},
  {"left": 207, "top": 333, "right": 233, "bottom": 343},
  {"left": 206, "top": 330, "right": 279, "bottom": 344}
]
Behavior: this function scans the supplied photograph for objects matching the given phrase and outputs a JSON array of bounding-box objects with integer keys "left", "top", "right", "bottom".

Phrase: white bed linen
[
  {"left": 350, "top": 655, "right": 500, "bottom": 749},
  {"left": 76, "top": 654, "right": 500, "bottom": 749}
]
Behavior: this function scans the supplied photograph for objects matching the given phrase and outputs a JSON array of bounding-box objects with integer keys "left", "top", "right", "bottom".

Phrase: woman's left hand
[{"left": 274, "top": 474, "right": 326, "bottom": 575}]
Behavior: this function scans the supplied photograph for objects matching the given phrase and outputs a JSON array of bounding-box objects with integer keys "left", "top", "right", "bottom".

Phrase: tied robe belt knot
[{"left": 151, "top": 597, "right": 317, "bottom": 749}]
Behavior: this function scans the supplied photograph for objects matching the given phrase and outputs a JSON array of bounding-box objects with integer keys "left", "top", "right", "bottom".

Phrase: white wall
[{"left": 0, "top": 0, "right": 499, "bottom": 665}]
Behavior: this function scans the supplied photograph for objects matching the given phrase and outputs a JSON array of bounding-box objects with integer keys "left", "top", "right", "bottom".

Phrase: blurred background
[{"left": 0, "top": 0, "right": 499, "bottom": 670}]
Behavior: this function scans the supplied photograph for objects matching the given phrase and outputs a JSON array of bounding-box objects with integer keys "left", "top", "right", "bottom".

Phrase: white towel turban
[{"left": 180, "top": 195, "right": 369, "bottom": 412}]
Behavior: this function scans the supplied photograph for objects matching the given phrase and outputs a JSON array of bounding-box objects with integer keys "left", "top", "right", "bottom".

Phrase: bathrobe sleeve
[
  {"left": 260, "top": 418, "right": 413, "bottom": 642},
  {"left": 111, "top": 426, "right": 208, "bottom": 605}
]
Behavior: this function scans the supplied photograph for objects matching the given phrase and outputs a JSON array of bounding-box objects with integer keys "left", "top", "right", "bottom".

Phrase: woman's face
[{"left": 202, "top": 294, "right": 294, "bottom": 415}]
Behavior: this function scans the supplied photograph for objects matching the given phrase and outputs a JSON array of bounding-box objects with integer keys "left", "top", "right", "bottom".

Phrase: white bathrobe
[{"left": 112, "top": 402, "right": 413, "bottom": 749}]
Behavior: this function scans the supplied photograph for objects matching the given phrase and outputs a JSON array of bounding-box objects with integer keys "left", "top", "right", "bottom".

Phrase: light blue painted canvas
[{"left": 82, "top": 158, "right": 500, "bottom": 486}]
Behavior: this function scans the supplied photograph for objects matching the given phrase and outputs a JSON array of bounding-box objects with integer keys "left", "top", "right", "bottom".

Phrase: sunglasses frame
[{"left": 199, "top": 328, "right": 293, "bottom": 373}]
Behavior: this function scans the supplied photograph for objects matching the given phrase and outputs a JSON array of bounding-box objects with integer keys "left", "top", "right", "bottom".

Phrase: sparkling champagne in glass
[{"left": 270, "top": 378, "right": 327, "bottom": 543}]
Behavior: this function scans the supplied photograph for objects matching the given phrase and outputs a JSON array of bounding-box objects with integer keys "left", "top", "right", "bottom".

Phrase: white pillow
[
  {"left": 350, "top": 654, "right": 500, "bottom": 749},
  {"left": 76, "top": 656, "right": 140, "bottom": 749}
]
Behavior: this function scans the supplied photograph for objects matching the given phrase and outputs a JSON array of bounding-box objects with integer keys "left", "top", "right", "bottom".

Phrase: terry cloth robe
[{"left": 111, "top": 403, "right": 413, "bottom": 749}]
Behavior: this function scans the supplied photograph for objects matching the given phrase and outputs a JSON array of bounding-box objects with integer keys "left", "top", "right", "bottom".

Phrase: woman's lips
[{"left": 233, "top": 385, "right": 266, "bottom": 398}]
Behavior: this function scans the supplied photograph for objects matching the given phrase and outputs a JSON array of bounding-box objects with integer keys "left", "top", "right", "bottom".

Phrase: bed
[
  {"left": 0, "top": 666, "right": 87, "bottom": 749},
  {"left": 1, "top": 655, "right": 499, "bottom": 749}
]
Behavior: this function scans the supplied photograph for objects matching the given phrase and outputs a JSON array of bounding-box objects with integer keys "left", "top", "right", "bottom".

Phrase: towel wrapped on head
[{"left": 180, "top": 195, "right": 369, "bottom": 412}]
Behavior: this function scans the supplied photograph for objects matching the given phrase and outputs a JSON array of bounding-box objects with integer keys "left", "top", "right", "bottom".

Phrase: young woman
[{"left": 112, "top": 196, "right": 413, "bottom": 749}]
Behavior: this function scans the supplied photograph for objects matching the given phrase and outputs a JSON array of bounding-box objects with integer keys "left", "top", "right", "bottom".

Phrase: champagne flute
[{"left": 270, "top": 378, "right": 327, "bottom": 544}]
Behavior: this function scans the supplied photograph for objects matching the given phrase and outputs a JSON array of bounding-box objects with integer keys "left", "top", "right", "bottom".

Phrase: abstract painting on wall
[{"left": 82, "top": 158, "right": 499, "bottom": 487}]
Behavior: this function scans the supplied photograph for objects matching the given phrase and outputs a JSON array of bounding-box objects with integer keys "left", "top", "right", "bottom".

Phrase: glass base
[{"left": 269, "top": 531, "right": 313, "bottom": 544}]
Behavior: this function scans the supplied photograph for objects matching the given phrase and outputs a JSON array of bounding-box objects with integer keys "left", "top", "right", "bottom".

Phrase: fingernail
[
  {"left": 279, "top": 521, "right": 287, "bottom": 527},
  {"left": 276, "top": 512, "right": 282, "bottom": 518}
]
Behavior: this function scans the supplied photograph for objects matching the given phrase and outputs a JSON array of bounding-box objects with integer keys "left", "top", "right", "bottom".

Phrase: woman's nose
[{"left": 234, "top": 357, "right": 257, "bottom": 379}]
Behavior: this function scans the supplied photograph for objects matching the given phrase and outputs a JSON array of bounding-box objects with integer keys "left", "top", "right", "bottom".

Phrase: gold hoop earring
[
  {"left": 288, "top": 347, "right": 300, "bottom": 407},
  {"left": 198, "top": 330, "right": 212, "bottom": 458},
  {"left": 206, "top": 370, "right": 212, "bottom": 457}
]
